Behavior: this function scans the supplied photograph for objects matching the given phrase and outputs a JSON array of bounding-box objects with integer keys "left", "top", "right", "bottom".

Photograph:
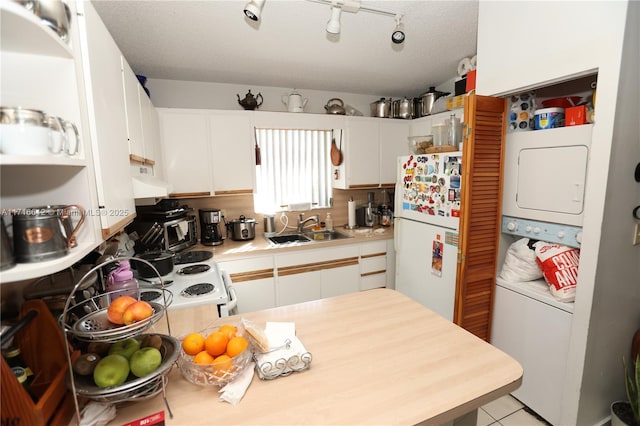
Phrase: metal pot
[
  {"left": 392, "top": 98, "right": 414, "bottom": 119},
  {"left": 11, "top": 205, "right": 85, "bottom": 263},
  {"left": 417, "top": 87, "right": 451, "bottom": 117},
  {"left": 133, "top": 250, "right": 175, "bottom": 278},
  {"left": 370, "top": 98, "right": 392, "bottom": 118},
  {"left": 17, "top": 0, "right": 71, "bottom": 42},
  {"left": 1, "top": 217, "right": 15, "bottom": 271},
  {"left": 226, "top": 215, "right": 257, "bottom": 241}
]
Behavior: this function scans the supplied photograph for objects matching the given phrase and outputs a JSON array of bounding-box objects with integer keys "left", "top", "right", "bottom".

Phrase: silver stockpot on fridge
[
  {"left": 417, "top": 87, "right": 450, "bottom": 117},
  {"left": 392, "top": 98, "right": 414, "bottom": 119},
  {"left": 12, "top": 204, "right": 86, "bottom": 263},
  {"left": 370, "top": 98, "right": 392, "bottom": 118}
]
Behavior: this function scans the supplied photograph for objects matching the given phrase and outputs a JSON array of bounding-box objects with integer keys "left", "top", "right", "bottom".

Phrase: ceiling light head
[
  {"left": 326, "top": 6, "right": 342, "bottom": 35},
  {"left": 391, "top": 14, "right": 405, "bottom": 44},
  {"left": 244, "top": 0, "right": 265, "bottom": 22}
]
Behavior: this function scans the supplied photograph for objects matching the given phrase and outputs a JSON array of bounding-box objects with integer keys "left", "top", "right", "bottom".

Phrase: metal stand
[{"left": 60, "top": 257, "right": 174, "bottom": 424}]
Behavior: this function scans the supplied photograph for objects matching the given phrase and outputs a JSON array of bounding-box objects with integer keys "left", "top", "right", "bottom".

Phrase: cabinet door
[
  {"left": 140, "top": 92, "right": 163, "bottom": 176},
  {"left": 218, "top": 256, "right": 276, "bottom": 313},
  {"left": 79, "top": 1, "right": 135, "bottom": 238},
  {"left": 321, "top": 264, "right": 359, "bottom": 298},
  {"left": 345, "top": 117, "right": 380, "bottom": 188},
  {"left": 277, "top": 272, "right": 322, "bottom": 306},
  {"left": 209, "top": 111, "right": 254, "bottom": 195},
  {"left": 121, "top": 57, "right": 144, "bottom": 158},
  {"left": 453, "top": 95, "right": 507, "bottom": 341},
  {"left": 379, "top": 120, "right": 409, "bottom": 186},
  {"left": 158, "top": 109, "right": 212, "bottom": 197}
]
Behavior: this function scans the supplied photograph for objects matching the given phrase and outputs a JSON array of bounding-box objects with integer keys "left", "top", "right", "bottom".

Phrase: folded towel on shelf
[{"left": 219, "top": 362, "right": 255, "bottom": 405}]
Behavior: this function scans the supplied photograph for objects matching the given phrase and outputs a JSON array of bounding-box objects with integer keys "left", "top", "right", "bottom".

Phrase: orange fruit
[
  {"left": 182, "top": 333, "right": 205, "bottom": 356},
  {"left": 193, "top": 350, "right": 214, "bottom": 364},
  {"left": 226, "top": 336, "right": 249, "bottom": 358},
  {"left": 205, "top": 331, "right": 229, "bottom": 357},
  {"left": 218, "top": 324, "right": 237, "bottom": 339},
  {"left": 212, "top": 354, "right": 233, "bottom": 372}
]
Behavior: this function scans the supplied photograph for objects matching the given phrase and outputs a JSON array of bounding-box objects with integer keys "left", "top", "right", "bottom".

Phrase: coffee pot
[
  {"left": 237, "top": 90, "right": 263, "bottom": 110},
  {"left": 199, "top": 208, "right": 224, "bottom": 246},
  {"left": 282, "top": 90, "right": 308, "bottom": 113},
  {"left": 12, "top": 204, "right": 86, "bottom": 263}
]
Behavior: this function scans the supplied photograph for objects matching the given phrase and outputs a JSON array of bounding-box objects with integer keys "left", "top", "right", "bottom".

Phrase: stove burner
[
  {"left": 177, "top": 264, "right": 210, "bottom": 275},
  {"left": 174, "top": 250, "right": 213, "bottom": 265},
  {"left": 140, "top": 290, "right": 162, "bottom": 303},
  {"left": 181, "top": 283, "right": 215, "bottom": 297}
]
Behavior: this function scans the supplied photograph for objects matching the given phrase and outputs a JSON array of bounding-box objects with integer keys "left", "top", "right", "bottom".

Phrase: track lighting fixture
[
  {"left": 243, "top": 0, "right": 264, "bottom": 21},
  {"left": 391, "top": 15, "right": 405, "bottom": 44},
  {"left": 326, "top": 6, "right": 342, "bottom": 34},
  {"left": 243, "top": 0, "right": 406, "bottom": 44}
]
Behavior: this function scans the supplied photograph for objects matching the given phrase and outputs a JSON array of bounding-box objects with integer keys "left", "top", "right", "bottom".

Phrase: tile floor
[{"left": 478, "top": 394, "right": 551, "bottom": 426}]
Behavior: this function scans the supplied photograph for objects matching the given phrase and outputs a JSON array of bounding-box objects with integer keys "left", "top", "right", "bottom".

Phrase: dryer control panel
[{"left": 502, "top": 216, "right": 582, "bottom": 248}]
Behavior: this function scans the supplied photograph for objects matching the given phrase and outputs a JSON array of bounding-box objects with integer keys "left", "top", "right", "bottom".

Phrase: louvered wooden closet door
[{"left": 454, "top": 95, "right": 507, "bottom": 341}]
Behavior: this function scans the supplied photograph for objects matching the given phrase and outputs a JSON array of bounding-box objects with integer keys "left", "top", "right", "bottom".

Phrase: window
[{"left": 254, "top": 128, "right": 333, "bottom": 214}]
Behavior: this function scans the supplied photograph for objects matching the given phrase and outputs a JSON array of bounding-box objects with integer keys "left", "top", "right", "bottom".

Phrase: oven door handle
[{"left": 221, "top": 270, "right": 238, "bottom": 314}]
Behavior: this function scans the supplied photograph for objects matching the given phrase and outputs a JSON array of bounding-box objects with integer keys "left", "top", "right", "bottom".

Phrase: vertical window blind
[{"left": 254, "top": 128, "right": 333, "bottom": 213}]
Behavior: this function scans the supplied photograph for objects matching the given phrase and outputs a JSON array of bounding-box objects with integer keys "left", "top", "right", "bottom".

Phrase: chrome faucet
[{"left": 296, "top": 213, "right": 319, "bottom": 233}]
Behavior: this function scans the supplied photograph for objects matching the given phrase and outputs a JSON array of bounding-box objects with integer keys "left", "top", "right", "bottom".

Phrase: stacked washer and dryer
[{"left": 493, "top": 123, "right": 593, "bottom": 425}]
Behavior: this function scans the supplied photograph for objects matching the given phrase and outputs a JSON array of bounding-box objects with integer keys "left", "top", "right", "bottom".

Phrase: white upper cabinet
[
  {"left": 121, "top": 57, "right": 144, "bottom": 159},
  {"left": 76, "top": 1, "right": 135, "bottom": 238},
  {"left": 139, "top": 93, "right": 163, "bottom": 176},
  {"left": 379, "top": 120, "right": 409, "bottom": 186},
  {"left": 334, "top": 117, "right": 409, "bottom": 189},
  {"left": 158, "top": 109, "right": 213, "bottom": 197},
  {"left": 209, "top": 111, "right": 254, "bottom": 195},
  {"left": 476, "top": 2, "right": 625, "bottom": 95}
]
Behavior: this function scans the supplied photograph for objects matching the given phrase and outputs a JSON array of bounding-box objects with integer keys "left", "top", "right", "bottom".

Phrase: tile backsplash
[{"left": 178, "top": 188, "right": 394, "bottom": 235}]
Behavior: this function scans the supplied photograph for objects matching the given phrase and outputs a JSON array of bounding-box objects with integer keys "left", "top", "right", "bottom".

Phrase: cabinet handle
[
  {"left": 361, "top": 252, "right": 386, "bottom": 259},
  {"left": 361, "top": 269, "right": 386, "bottom": 277}
]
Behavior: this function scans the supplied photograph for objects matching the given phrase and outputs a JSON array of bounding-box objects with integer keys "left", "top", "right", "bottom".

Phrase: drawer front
[
  {"left": 359, "top": 240, "right": 388, "bottom": 257},
  {"left": 276, "top": 245, "right": 359, "bottom": 268},
  {"left": 360, "top": 271, "right": 386, "bottom": 291},
  {"left": 360, "top": 255, "right": 386, "bottom": 275}
]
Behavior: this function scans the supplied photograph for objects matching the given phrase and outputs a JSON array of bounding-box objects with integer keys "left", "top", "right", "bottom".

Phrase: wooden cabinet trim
[
  {"left": 230, "top": 269, "right": 274, "bottom": 283},
  {"left": 214, "top": 189, "right": 253, "bottom": 196},
  {"left": 361, "top": 269, "right": 386, "bottom": 277},
  {"left": 278, "top": 257, "right": 359, "bottom": 277},
  {"left": 101, "top": 213, "right": 136, "bottom": 240},
  {"left": 168, "top": 192, "right": 211, "bottom": 198},
  {"left": 361, "top": 252, "right": 386, "bottom": 259},
  {"left": 129, "top": 154, "right": 145, "bottom": 164},
  {"left": 348, "top": 184, "right": 380, "bottom": 189}
]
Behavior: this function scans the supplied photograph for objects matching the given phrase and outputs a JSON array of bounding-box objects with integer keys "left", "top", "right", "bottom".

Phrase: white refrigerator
[{"left": 394, "top": 153, "right": 462, "bottom": 321}]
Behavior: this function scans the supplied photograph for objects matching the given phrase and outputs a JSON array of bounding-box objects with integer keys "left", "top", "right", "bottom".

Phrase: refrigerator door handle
[{"left": 394, "top": 218, "right": 401, "bottom": 253}]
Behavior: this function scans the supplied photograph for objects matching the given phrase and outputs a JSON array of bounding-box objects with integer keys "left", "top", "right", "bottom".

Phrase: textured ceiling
[{"left": 92, "top": 0, "right": 479, "bottom": 97}]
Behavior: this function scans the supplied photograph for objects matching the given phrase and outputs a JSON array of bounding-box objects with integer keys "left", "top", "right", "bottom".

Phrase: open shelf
[
  {"left": 0, "top": 154, "right": 87, "bottom": 167},
  {"left": 0, "top": 2, "right": 73, "bottom": 58}
]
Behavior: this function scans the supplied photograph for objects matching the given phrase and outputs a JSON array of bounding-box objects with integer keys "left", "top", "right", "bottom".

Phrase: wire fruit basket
[{"left": 177, "top": 321, "right": 253, "bottom": 387}]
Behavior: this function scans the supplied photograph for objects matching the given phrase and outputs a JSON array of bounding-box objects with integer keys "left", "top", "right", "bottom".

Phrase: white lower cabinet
[
  {"left": 217, "top": 256, "right": 276, "bottom": 314},
  {"left": 275, "top": 245, "right": 359, "bottom": 306},
  {"left": 359, "top": 241, "right": 388, "bottom": 291}
]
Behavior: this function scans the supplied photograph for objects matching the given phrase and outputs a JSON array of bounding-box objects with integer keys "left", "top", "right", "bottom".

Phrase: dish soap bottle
[{"left": 325, "top": 213, "right": 334, "bottom": 231}]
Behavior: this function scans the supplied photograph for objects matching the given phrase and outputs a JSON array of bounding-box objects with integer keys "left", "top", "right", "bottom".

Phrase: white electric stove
[{"left": 136, "top": 251, "right": 237, "bottom": 317}]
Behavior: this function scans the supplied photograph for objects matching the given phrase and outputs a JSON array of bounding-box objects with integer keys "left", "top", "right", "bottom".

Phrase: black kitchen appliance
[
  {"left": 129, "top": 203, "right": 197, "bottom": 253},
  {"left": 199, "top": 209, "right": 224, "bottom": 246}
]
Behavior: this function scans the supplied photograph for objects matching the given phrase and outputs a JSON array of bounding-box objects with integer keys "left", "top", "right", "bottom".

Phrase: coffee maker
[{"left": 199, "top": 209, "right": 224, "bottom": 246}]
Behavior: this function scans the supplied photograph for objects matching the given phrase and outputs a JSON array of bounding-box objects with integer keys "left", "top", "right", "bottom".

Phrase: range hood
[{"left": 132, "top": 175, "right": 172, "bottom": 199}]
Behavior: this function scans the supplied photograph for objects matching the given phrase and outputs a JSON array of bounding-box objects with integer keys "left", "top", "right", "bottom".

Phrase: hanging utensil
[
  {"left": 336, "top": 129, "right": 343, "bottom": 165},
  {"left": 330, "top": 132, "right": 341, "bottom": 166},
  {"left": 254, "top": 127, "right": 261, "bottom": 165}
]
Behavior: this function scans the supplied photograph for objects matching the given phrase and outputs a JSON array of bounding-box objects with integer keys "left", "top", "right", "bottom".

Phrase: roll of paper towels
[
  {"left": 348, "top": 199, "right": 356, "bottom": 228},
  {"left": 457, "top": 57, "right": 473, "bottom": 77}
]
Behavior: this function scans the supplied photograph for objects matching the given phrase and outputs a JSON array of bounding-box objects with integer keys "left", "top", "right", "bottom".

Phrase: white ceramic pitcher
[{"left": 282, "top": 90, "right": 308, "bottom": 113}]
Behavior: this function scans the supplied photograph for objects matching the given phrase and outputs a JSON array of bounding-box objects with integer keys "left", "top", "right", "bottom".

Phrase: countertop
[
  {"left": 193, "top": 225, "right": 394, "bottom": 262},
  {"left": 91, "top": 289, "right": 522, "bottom": 426}
]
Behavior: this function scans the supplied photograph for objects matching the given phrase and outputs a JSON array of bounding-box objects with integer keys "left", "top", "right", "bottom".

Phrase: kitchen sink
[
  {"left": 302, "top": 230, "right": 353, "bottom": 241},
  {"left": 267, "top": 230, "right": 353, "bottom": 245},
  {"left": 267, "top": 234, "right": 312, "bottom": 245}
]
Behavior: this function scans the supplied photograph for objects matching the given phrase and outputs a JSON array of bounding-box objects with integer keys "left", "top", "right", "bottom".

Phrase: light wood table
[{"left": 102, "top": 289, "right": 522, "bottom": 425}]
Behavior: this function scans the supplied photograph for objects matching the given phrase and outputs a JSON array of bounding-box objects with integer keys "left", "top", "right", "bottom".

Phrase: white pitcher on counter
[{"left": 282, "top": 90, "right": 308, "bottom": 113}]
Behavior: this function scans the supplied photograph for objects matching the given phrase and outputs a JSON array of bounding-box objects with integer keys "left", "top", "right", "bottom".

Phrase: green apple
[
  {"left": 93, "top": 354, "right": 130, "bottom": 388},
  {"left": 108, "top": 338, "right": 141, "bottom": 360},
  {"left": 129, "top": 347, "right": 162, "bottom": 378}
]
